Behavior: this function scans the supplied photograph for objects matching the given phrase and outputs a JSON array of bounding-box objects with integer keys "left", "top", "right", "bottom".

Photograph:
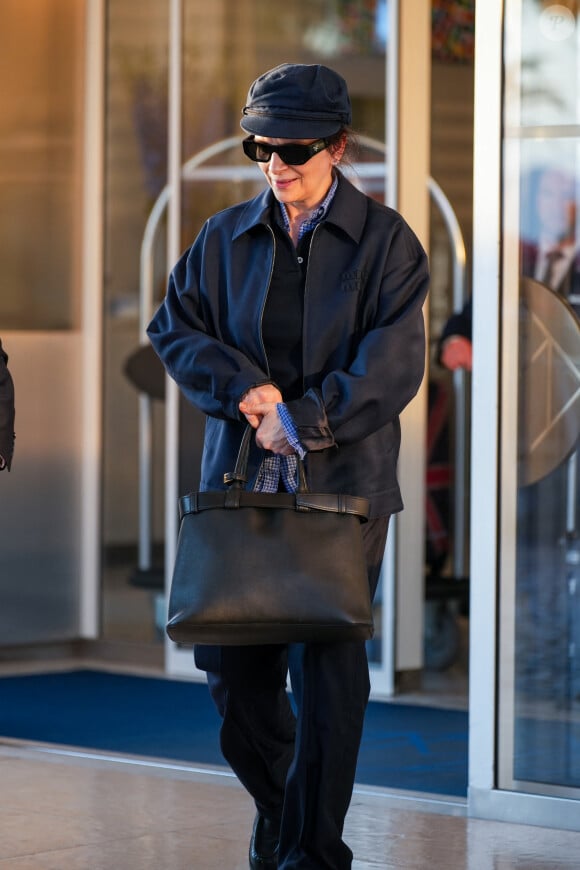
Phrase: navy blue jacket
[{"left": 147, "top": 173, "right": 429, "bottom": 517}]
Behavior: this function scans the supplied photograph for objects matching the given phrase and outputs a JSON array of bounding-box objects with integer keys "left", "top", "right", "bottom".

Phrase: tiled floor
[
  {"left": 0, "top": 591, "right": 574, "bottom": 870},
  {"left": 2, "top": 740, "right": 580, "bottom": 869},
  {"left": 3, "top": 544, "right": 579, "bottom": 867}
]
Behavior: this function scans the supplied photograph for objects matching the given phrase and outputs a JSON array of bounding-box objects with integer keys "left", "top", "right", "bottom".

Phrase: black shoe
[{"left": 249, "top": 812, "right": 280, "bottom": 870}]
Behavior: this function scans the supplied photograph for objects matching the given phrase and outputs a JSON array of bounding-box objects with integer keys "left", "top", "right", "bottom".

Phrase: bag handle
[{"left": 224, "top": 424, "right": 308, "bottom": 492}]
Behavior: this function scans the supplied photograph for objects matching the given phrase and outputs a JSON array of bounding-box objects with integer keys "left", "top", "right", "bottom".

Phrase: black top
[{"left": 261, "top": 212, "right": 314, "bottom": 401}]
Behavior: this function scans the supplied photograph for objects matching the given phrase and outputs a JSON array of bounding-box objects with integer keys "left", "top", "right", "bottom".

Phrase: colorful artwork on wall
[{"left": 432, "top": 0, "right": 475, "bottom": 63}]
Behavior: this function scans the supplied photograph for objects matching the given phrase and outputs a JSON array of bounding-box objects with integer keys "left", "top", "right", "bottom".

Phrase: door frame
[
  {"left": 80, "top": 0, "right": 106, "bottom": 639},
  {"left": 468, "top": 0, "right": 580, "bottom": 830}
]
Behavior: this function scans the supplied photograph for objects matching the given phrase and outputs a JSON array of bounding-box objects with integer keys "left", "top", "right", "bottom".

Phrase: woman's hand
[
  {"left": 239, "top": 390, "right": 294, "bottom": 456},
  {"left": 239, "top": 384, "right": 283, "bottom": 428},
  {"left": 255, "top": 406, "right": 295, "bottom": 455}
]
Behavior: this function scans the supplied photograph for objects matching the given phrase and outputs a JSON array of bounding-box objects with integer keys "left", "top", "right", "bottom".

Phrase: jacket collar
[{"left": 232, "top": 171, "right": 368, "bottom": 243}]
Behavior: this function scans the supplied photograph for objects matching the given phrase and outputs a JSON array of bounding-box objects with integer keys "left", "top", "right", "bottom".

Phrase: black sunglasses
[{"left": 242, "top": 136, "right": 330, "bottom": 166}]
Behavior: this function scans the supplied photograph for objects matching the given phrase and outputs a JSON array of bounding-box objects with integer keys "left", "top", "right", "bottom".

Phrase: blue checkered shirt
[
  {"left": 253, "top": 404, "right": 306, "bottom": 493},
  {"left": 278, "top": 175, "right": 338, "bottom": 241}
]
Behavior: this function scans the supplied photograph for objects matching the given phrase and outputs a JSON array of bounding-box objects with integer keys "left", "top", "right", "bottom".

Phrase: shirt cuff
[{"left": 276, "top": 403, "right": 306, "bottom": 459}]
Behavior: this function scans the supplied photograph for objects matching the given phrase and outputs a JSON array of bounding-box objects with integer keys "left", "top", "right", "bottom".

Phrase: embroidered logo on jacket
[{"left": 341, "top": 270, "right": 367, "bottom": 292}]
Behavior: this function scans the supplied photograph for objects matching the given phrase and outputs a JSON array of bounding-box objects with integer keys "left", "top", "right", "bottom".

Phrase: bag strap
[
  {"left": 223, "top": 424, "right": 254, "bottom": 488},
  {"left": 295, "top": 493, "right": 370, "bottom": 520},
  {"left": 179, "top": 490, "right": 370, "bottom": 521},
  {"left": 223, "top": 424, "right": 308, "bottom": 492},
  {"left": 175, "top": 425, "right": 370, "bottom": 522}
]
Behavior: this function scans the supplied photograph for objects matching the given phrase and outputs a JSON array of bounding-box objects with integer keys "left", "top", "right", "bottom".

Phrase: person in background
[
  {"left": 438, "top": 295, "right": 472, "bottom": 371},
  {"left": 439, "top": 165, "right": 580, "bottom": 373},
  {"left": 148, "top": 63, "right": 429, "bottom": 869},
  {"left": 521, "top": 166, "right": 580, "bottom": 313},
  {"left": 0, "top": 338, "right": 15, "bottom": 471}
]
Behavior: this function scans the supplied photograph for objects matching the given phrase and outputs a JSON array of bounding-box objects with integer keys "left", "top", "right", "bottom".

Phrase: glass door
[
  {"left": 106, "top": 0, "right": 432, "bottom": 697},
  {"left": 499, "top": 0, "right": 580, "bottom": 800},
  {"left": 100, "top": 0, "right": 412, "bottom": 682},
  {"left": 101, "top": 0, "right": 170, "bottom": 646},
  {"left": 0, "top": 0, "right": 95, "bottom": 643}
]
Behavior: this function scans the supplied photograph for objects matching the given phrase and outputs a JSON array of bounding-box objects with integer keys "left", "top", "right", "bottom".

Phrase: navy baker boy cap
[{"left": 241, "top": 63, "right": 352, "bottom": 139}]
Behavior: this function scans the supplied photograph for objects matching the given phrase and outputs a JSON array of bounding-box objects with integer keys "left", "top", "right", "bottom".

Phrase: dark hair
[{"left": 327, "top": 126, "right": 360, "bottom": 169}]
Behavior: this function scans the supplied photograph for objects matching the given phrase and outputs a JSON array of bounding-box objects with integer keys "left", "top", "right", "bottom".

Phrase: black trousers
[{"left": 203, "top": 516, "right": 390, "bottom": 870}]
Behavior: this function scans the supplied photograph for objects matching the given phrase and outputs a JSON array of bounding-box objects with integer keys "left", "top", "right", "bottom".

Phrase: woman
[{"left": 148, "top": 63, "right": 429, "bottom": 870}]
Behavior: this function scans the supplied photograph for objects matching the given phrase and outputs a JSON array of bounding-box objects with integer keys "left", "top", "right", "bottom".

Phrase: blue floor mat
[{"left": 0, "top": 669, "right": 468, "bottom": 797}]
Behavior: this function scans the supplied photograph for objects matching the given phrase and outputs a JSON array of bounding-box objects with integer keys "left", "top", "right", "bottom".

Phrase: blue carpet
[{"left": 0, "top": 669, "right": 468, "bottom": 797}]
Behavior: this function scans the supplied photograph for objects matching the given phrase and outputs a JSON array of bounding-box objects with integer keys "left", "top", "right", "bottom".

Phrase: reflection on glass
[
  {"left": 519, "top": 159, "right": 580, "bottom": 313},
  {"left": 102, "top": 0, "right": 170, "bottom": 644},
  {"left": 519, "top": 0, "right": 579, "bottom": 127},
  {"left": 0, "top": 0, "right": 84, "bottom": 329},
  {"left": 513, "top": 151, "right": 580, "bottom": 787},
  {"left": 503, "top": 0, "right": 580, "bottom": 795}
]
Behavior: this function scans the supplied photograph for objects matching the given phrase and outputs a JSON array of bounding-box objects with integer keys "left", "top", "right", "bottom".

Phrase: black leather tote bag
[{"left": 166, "top": 426, "right": 373, "bottom": 645}]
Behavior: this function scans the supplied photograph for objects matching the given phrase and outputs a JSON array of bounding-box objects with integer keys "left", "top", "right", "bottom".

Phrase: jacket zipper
[
  {"left": 258, "top": 225, "right": 276, "bottom": 377},
  {"left": 301, "top": 223, "right": 322, "bottom": 395}
]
